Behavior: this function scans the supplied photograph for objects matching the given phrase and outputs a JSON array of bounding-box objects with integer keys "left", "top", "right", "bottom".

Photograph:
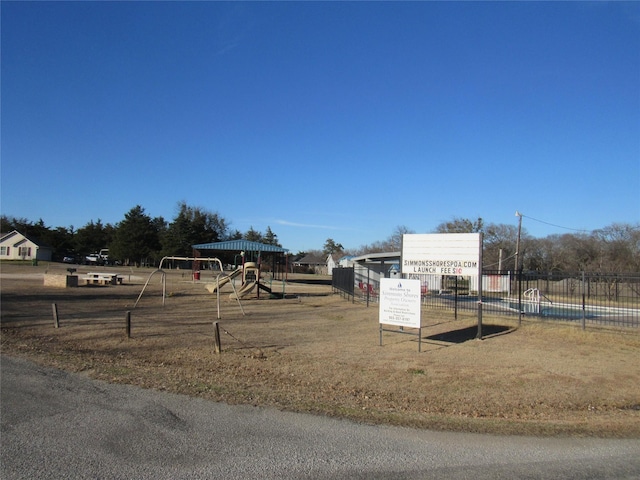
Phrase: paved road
[{"left": 2, "top": 355, "right": 639, "bottom": 479}]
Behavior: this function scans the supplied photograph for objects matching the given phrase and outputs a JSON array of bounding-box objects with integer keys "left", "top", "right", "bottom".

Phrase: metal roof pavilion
[
  {"left": 350, "top": 251, "right": 401, "bottom": 264},
  {"left": 192, "top": 240, "right": 289, "bottom": 253}
]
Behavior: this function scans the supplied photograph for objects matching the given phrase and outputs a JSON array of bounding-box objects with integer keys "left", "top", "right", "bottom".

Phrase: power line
[
  {"left": 518, "top": 212, "right": 590, "bottom": 233},
  {"left": 483, "top": 252, "right": 516, "bottom": 268}
]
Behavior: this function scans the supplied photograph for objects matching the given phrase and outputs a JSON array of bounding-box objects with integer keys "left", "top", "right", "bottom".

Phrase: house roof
[
  {"left": 192, "top": 239, "right": 288, "bottom": 253},
  {"left": 0, "top": 230, "right": 50, "bottom": 248},
  {"left": 350, "top": 251, "right": 401, "bottom": 264},
  {"left": 295, "top": 253, "right": 326, "bottom": 265},
  {"left": 0, "top": 230, "right": 20, "bottom": 244}
]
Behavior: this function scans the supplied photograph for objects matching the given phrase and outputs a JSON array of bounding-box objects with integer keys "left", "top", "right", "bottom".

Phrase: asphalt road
[{"left": 2, "top": 355, "right": 639, "bottom": 480}]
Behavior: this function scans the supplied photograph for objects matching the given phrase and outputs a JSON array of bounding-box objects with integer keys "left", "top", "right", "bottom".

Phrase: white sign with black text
[
  {"left": 379, "top": 278, "right": 421, "bottom": 329},
  {"left": 401, "top": 233, "right": 481, "bottom": 276}
]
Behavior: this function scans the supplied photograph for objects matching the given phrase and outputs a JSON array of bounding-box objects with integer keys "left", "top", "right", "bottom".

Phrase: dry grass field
[{"left": 2, "top": 262, "right": 639, "bottom": 438}]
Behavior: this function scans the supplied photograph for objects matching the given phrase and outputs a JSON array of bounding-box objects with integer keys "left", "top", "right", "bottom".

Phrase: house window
[
  {"left": 18, "top": 246, "right": 32, "bottom": 257},
  {"left": 0, "top": 246, "right": 9, "bottom": 256}
]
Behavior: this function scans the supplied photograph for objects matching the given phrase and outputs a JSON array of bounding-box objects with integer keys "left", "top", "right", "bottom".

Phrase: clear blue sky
[{"left": 2, "top": 1, "right": 639, "bottom": 253}]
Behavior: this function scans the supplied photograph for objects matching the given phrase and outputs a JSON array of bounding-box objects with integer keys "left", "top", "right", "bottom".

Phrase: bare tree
[
  {"left": 483, "top": 223, "right": 519, "bottom": 270},
  {"left": 388, "top": 225, "right": 414, "bottom": 251},
  {"left": 435, "top": 217, "right": 484, "bottom": 233}
]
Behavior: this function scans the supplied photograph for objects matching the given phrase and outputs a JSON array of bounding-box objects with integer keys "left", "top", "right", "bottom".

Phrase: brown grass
[{"left": 2, "top": 262, "right": 639, "bottom": 438}]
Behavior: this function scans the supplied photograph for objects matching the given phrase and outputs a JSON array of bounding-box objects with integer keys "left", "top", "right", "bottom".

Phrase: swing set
[{"left": 133, "top": 256, "right": 245, "bottom": 318}]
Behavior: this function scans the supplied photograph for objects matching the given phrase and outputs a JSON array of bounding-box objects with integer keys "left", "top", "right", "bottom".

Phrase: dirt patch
[{"left": 2, "top": 262, "right": 639, "bottom": 437}]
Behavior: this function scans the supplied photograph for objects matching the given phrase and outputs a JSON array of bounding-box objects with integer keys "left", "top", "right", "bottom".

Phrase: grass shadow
[{"left": 424, "top": 324, "right": 514, "bottom": 344}]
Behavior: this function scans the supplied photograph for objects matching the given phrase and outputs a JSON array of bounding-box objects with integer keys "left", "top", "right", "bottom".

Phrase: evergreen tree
[
  {"left": 323, "top": 238, "right": 343, "bottom": 256},
  {"left": 263, "top": 226, "right": 281, "bottom": 246},
  {"left": 110, "top": 206, "right": 161, "bottom": 266},
  {"left": 244, "top": 226, "right": 262, "bottom": 243},
  {"left": 74, "top": 219, "right": 111, "bottom": 255},
  {"left": 162, "top": 202, "right": 229, "bottom": 256}
]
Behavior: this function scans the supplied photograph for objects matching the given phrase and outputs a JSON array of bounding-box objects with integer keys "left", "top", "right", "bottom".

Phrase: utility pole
[
  {"left": 514, "top": 211, "right": 523, "bottom": 272},
  {"left": 514, "top": 211, "right": 523, "bottom": 325}
]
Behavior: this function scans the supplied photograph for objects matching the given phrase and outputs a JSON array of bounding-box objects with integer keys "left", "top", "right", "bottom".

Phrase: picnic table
[{"left": 83, "top": 272, "right": 124, "bottom": 285}]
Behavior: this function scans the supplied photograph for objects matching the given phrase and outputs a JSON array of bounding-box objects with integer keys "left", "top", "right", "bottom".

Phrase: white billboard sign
[
  {"left": 401, "top": 233, "right": 481, "bottom": 276},
  {"left": 379, "top": 278, "right": 421, "bottom": 328}
]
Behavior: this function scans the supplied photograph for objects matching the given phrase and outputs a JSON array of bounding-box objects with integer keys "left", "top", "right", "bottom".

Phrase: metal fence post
[
  {"left": 518, "top": 269, "right": 522, "bottom": 326},
  {"left": 581, "top": 271, "right": 586, "bottom": 330}
]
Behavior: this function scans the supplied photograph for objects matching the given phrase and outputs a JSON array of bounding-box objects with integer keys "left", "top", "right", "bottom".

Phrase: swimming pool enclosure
[{"left": 332, "top": 268, "right": 640, "bottom": 329}]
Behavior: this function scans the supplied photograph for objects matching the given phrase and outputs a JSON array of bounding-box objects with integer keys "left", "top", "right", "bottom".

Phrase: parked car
[
  {"left": 85, "top": 254, "right": 104, "bottom": 266},
  {"left": 85, "top": 249, "right": 109, "bottom": 266}
]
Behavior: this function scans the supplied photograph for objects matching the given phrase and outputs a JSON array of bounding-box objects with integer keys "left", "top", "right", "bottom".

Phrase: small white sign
[{"left": 379, "top": 278, "right": 421, "bottom": 328}]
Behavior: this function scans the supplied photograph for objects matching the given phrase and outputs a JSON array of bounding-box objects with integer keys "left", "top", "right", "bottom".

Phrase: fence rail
[{"left": 332, "top": 267, "right": 640, "bottom": 328}]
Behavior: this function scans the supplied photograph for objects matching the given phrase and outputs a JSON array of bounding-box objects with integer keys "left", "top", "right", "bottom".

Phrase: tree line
[
  {"left": 2, "top": 207, "right": 638, "bottom": 273},
  {"left": 320, "top": 218, "right": 640, "bottom": 274},
  {"left": 1, "top": 202, "right": 281, "bottom": 266}
]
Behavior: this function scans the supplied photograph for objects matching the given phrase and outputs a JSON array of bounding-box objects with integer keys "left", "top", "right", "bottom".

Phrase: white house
[
  {"left": 327, "top": 254, "right": 339, "bottom": 275},
  {"left": 0, "top": 230, "right": 52, "bottom": 262}
]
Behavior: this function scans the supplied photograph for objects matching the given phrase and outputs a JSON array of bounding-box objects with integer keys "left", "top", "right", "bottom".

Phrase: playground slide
[
  {"left": 229, "top": 280, "right": 257, "bottom": 300},
  {"left": 205, "top": 268, "right": 243, "bottom": 294}
]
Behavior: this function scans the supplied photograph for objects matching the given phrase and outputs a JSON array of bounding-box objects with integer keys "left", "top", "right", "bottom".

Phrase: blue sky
[{"left": 2, "top": 1, "right": 639, "bottom": 253}]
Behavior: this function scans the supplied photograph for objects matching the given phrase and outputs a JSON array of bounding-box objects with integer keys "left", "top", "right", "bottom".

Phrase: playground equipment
[
  {"left": 205, "top": 261, "right": 286, "bottom": 300},
  {"left": 229, "top": 262, "right": 259, "bottom": 300},
  {"left": 204, "top": 267, "right": 243, "bottom": 293},
  {"left": 134, "top": 256, "right": 245, "bottom": 318}
]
